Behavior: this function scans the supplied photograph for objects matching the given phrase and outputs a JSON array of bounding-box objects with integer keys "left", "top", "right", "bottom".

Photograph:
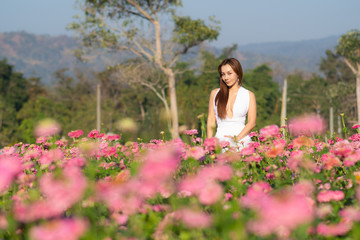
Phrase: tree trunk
[{"left": 166, "top": 69, "right": 179, "bottom": 139}]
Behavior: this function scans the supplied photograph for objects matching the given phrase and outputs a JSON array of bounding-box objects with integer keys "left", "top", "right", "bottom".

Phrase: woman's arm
[
  {"left": 235, "top": 91, "right": 257, "bottom": 141},
  {"left": 207, "top": 89, "right": 218, "bottom": 138}
]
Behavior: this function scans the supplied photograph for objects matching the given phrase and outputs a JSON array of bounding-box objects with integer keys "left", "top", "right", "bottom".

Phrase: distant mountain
[
  {"left": 0, "top": 31, "right": 339, "bottom": 85},
  {"left": 236, "top": 35, "right": 339, "bottom": 73}
]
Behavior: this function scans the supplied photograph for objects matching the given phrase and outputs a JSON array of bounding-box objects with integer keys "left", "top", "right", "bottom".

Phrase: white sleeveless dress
[{"left": 214, "top": 86, "right": 252, "bottom": 149}]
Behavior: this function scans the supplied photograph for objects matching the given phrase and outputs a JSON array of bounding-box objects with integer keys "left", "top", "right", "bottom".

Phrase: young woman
[{"left": 207, "top": 58, "right": 257, "bottom": 149}]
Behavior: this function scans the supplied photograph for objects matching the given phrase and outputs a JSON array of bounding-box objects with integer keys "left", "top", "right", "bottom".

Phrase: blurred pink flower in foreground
[
  {"left": 317, "top": 220, "right": 352, "bottom": 237},
  {"left": 14, "top": 167, "right": 87, "bottom": 222},
  {"left": 288, "top": 114, "right": 326, "bottom": 136},
  {"left": 184, "top": 129, "right": 198, "bottom": 135},
  {"left": 317, "top": 190, "right": 344, "bottom": 202},
  {"left": 30, "top": 218, "right": 88, "bottom": 240},
  {"left": 242, "top": 181, "right": 315, "bottom": 238},
  {"left": 176, "top": 208, "right": 213, "bottom": 228},
  {"left": 179, "top": 164, "right": 233, "bottom": 205},
  {"left": 68, "top": 130, "right": 84, "bottom": 138},
  {"left": 0, "top": 156, "right": 23, "bottom": 193},
  {"left": 34, "top": 118, "right": 61, "bottom": 137}
]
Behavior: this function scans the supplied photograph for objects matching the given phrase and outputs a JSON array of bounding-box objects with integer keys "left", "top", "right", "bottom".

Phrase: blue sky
[{"left": 0, "top": 0, "right": 359, "bottom": 47}]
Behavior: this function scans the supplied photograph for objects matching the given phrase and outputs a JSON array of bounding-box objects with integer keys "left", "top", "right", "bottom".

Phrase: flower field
[{"left": 2, "top": 115, "right": 360, "bottom": 239}]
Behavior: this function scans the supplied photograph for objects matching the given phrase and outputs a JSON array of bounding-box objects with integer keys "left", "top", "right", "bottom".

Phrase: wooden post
[
  {"left": 337, "top": 115, "right": 342, "bottom": 138},
  {"left": 329, "top": 107, "right": 334, "bottom": 137},
  {"left": 97, "top": 84, "right": 101, "bottom": 132},
  {"left": 280, "top": 78, "right": 287, "bottom": 137}
]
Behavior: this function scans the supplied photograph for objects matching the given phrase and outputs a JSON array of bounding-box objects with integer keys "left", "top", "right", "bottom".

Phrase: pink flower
[
  {"left": 339, "top": 207, "right": 360, "bottom": 222},
  {"left": 242, "top": 182, "right": 315, "bottom": 238},
  {"left": 317, "top": 220, "right": 352, "bottom": 237},
  {"left": 259, "top": 125, "right": 281, "bottom": 139},
  {"left": 176, "top": 208, "right": 213, "bottom": 228},
  {"left": 34, "top": 119, "right": 61, "bottom": 137},
  {"left": 349, "top": 133, "right": 360, "bottom": 141},
  {"left": 243, "top": 154, "right": 263, "bottom": 163},
  {"left": 96, "top": 179, "right": 143, "bottom": 215},
  {"left": 320, "top": 153, "right": 342, "bottom": 170},
  {"left": 38, "top": 149, "right": 64, "bottom": 167},
  {"left": 55, "top": 139, "right": 67, "bottom": 147},
  {"left": 352, "top": 124, "right": 360, "bottom": 129},
  {"left": 178, "top": 164, "right": 233, "bottom": 205},
  {"left": 0, "top": 146, "right": 16, "bottom": 156},
  {"left": 185, "top": 147, "right": 206, "bottom": 160},
  {"left": 36, "top": 136, "right": 48, "bottom": 144},
  {"left": 317, "top": 190, "right": 344, "bottom": 202},
  {"left": 204, "top": 137, "right": 219, "bottom": 152},
  {"left": 240, "top": 146, "right": 255, "bottom": 156},
  {"left": 14, "top": 167, "right": 87, "bottom": 222},
  {"left": 106, "top": 134, "right": 120, "bottom": 141},
  {"left": 184, "top": 129, "right": 198, "bottom": 135},
  {"left": 220, "top": 141, "right": 230, "bottom": 149},
  {"left": 333, "top": 140, "right": 353, "bottom": 158},
  {"left": 29, "top": 218, "right": 88, "bottom": 240},
  {"left": 249, "top": 132, "right": 258, "bottom": 137},
  {"left": 0, "top": 156, "right": 23, "bottom": 193},
  {"left": 88, "top": 130, "right": 100, "bottom": 138},
  {"left": 68, "top": 130, "right": 83, "bottom": 138},
  {"left": 288, "top": 114, "right": 326, "bottom": 136}
]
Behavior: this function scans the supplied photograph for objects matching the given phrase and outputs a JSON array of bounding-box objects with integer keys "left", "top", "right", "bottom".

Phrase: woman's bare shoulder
[{"left": 210, "top": 88, "right": 220, "bottom": 96}]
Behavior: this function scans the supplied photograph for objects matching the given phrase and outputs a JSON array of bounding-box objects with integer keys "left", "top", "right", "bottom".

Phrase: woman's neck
[{"left": 228, "top": 84, "right": 240, "bottom": 93}]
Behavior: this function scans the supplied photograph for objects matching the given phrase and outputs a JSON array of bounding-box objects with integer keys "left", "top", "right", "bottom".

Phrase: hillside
[{"left": 0, "top": 31, "right": 339, "bottom": 84}]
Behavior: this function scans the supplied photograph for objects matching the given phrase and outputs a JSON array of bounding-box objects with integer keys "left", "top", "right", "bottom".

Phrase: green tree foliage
[
  {"left": 319, "top": 49, "right": 356, "bottom": 125},
  {"left": 335, "top": 29, "right": 360, "bottom": 122},
  {"left": 286, "top": 73, "right": 330, "bottom": 119},
  {"left": 242, "top": 65, "right": 281, "bottom": 127},
  {"left": 69, "top": 0, "right": 220, "bottom": 138},
  {"left": 0, "top": 59, "right": 32, "bottom": 146}
]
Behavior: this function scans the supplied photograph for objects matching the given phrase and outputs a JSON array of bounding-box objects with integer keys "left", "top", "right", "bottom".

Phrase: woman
[{"left": 207, "top": 58, "right": 256, "bottom": 149}]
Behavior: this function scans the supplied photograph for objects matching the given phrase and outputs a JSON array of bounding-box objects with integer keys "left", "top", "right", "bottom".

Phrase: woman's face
[{"left": 221, "top": 64, "right": 238, "bottom": 87}]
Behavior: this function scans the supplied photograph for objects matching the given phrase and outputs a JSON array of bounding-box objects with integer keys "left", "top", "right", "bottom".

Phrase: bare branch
[
  {"left": 126, "top": 0, "right": 154, "bottom": 23},
  {"left": 344, "top": 58, "right": 357, "bottom": 74}
]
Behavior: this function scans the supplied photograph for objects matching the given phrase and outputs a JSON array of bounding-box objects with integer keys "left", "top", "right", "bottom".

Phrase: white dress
[{"left": 214, "top": 86, "right": 252, "bottom": 149}]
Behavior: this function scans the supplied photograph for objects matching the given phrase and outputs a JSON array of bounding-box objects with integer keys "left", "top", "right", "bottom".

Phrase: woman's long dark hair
[{"left": 215, "top": 58, "right": 243, "bottom": 119}]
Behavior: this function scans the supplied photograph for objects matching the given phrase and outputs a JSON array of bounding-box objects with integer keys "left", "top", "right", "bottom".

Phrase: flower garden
[{"left": 2, "top": 115, "right": 360, "bottom": 239}]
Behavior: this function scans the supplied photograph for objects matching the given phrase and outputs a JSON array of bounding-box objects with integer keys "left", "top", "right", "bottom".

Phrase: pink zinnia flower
[
  {"left": 184, "top": 129, "right": 198, "bottom": 135},
  {"left": 317, "top": 190, "right": 344, "bottom": 202},
  {"left": 288, "top": 114, "right": 326, "bottom": 136},
  {"left": 88, "top": 129, "right": 100, "bottom": 138},
  {"left": 106, "top": 134, "right": 120, "bottom": 141},
  {"left": 68, "top": 130, "right": 83, "bottom": 138},
  {"left": 29, "top": 218, "right": 88, "bottom": 240},
  {"left": 259, "top": 125, "right": 281, "bottom": 139},
  {"left": 204, "top": 137, "right": 219, "bottom": 152},
  {"left": 38, "top": 149, "right": 64, "bottom": 167},
  {"left": 320, "top": 153, "right": 342, "bottom": 170},
  {"left": 352, "top": 124, "right": 360, "bottom": 129},
  {"left": 185, "top": 147, "right": 206, "bottom": 160}
]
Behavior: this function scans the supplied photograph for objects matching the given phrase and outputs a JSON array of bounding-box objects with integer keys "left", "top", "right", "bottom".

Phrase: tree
[
  {"left": 335, "top": 30, "right": 360, "bottom": 122},
  {"left": 69, "top": 0, "right": 219, "bottom": 138},
  {"left": 319, "top": 49, "right": 356, "bottom": 125}
]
